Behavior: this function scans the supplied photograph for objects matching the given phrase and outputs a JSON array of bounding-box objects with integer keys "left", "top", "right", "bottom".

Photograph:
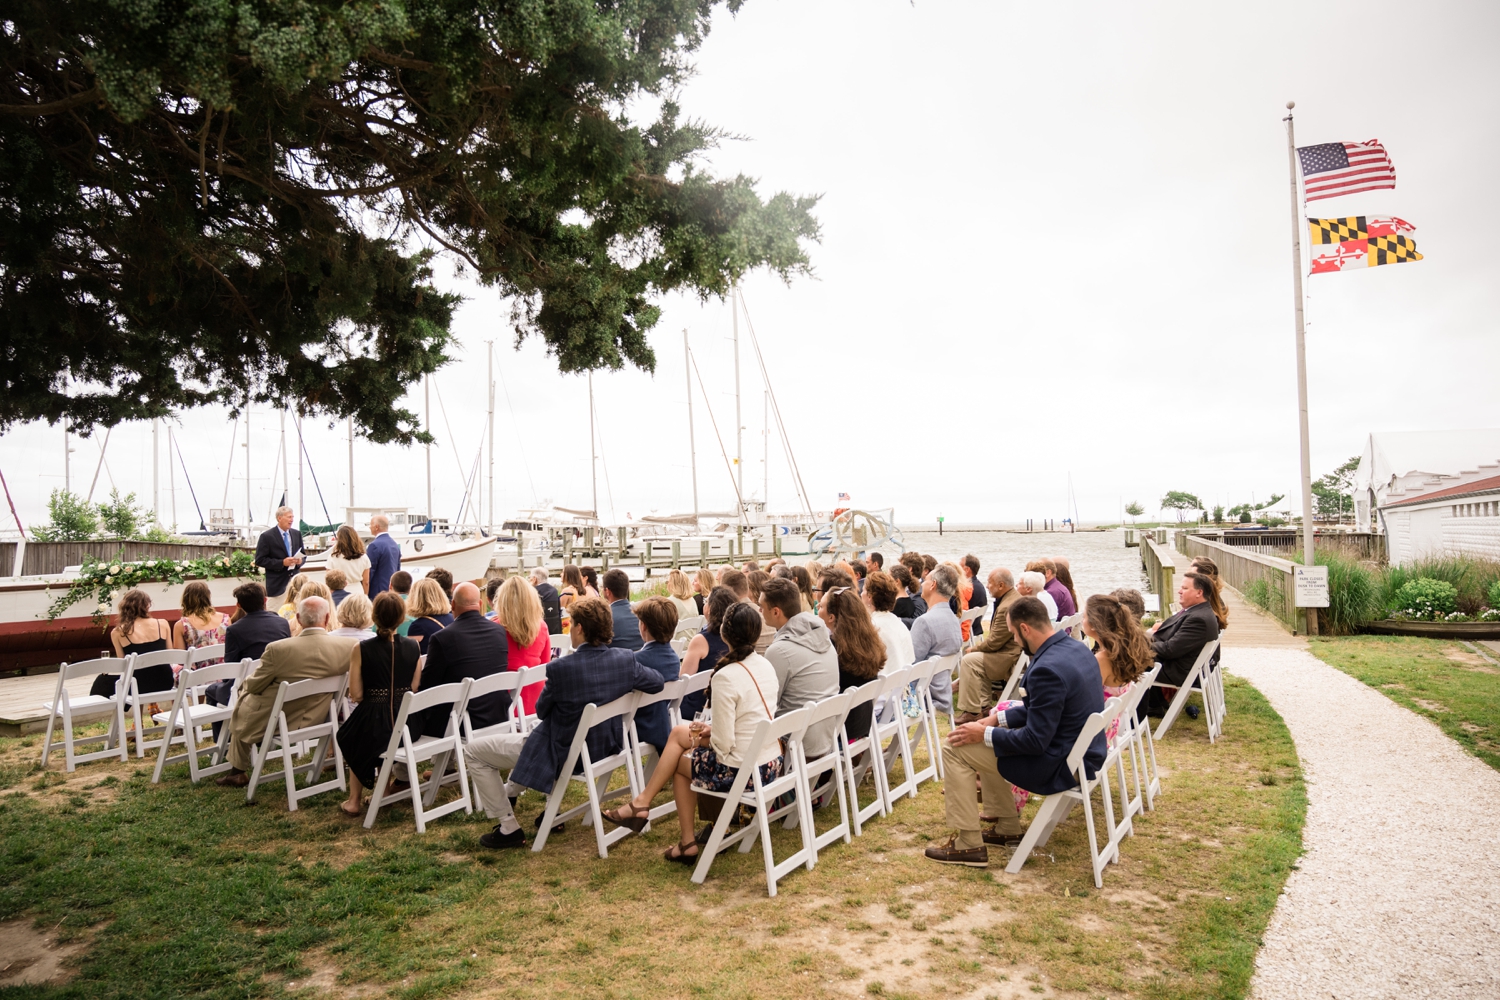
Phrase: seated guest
[
  {"left": 336, "top": 593, "right": 422, "bottom": 815},
  {"left": 389, "top": 570, "right": 413, "bottom": 599},
  {"left": 945, "top": 560, "right": 974, "bottom": 643},
  {"left": 1016, "top": 570, "right": 1057, "bottom": 621},
  {"left": 1052, "top": 558, "right": 1079, "bottom": 617},
  {"left": 632, "top": 597, "right": 683, "bottom": 754},
  {"left": 727, "top": 568, "right": 775, "bottom": 654},
  {"left": 419, "top": 582, "right": 508, "bottom": 736},
  {"left": 404, "top": 578, "right": 453, "bottom": 655},
  {"left": 862, "top": 571, "right": 915, "bottom": 676},
  {"left": 604, "top": 604, "right": 781, "bottom": 864},
  {"left": 325, "top": 568, "right": 351, "bottom": 607},
  {"left": 560, "top": 564, "right": 586, "bottom": 611},
  {"left": 332, "top": 591, "right": 374, "bottom": 638},
  {"left": 1028, "top": 559, "right": 1076, "bottom": 619},
  {"left": 680, "top": 586, "right": 737, "bottom": 722},
  {"left": 483, "top": 577, "right": 504, "bottom": 622},
  {"left": 759, "top": 577, "right": 840, "bottom": 759},
  {"left": 581, "top": 565, "right": 601, "bottom": 598},
  {"left": 956, "top": 568, "right": 1022, "bottom": 724},
  {"left": 172, "top": 581, "right": 230, "bottom": 664},
  {"left": 495, "top": 576, "right": 550, "bottom": 714},
  {"left": 867, "top": 552, "right": 885, "bottom": 573},
  {"left": 93, "top": 588, "right": 173, "bottom": 698},
  {"left": 924, "top": 596, "right": 1104, "bottom": 866},
  {"left": 693, "top": 567, "right": 716, "bottom": 615},
  {"left": 890, "top": 563, "right": 927, "bottom": 628},
  {"left": 602, "top": 568, "right": 643, "bottom": 651},
  {"left": 276, "top": 574, "right": 313, "bottom": 620},
  {"left": 899, "top": 551, "right": 925, "bottom": 584},
  {"left": 1083, "top": 593, "right": 1154, "bottom": 746},
  {"left": 791, "top": 565, "right": 815, "bottom": 614},
  {"left": 741, "top": 559, "right": 760, "bottom": 574},
  {"left": 1110, "top": 588, "right": 1147, "bottom": 621},
  {"left": 819, "top": 586, "right": 885, "bottom": 741},
  {"left": 962, "top": 554, "right": 988, "bottom": 637},
  {"left": 912, "top": 564, "right": 963, "bottom": 714},
  {"left": 209, "top": 582, "right": 292, "bottom": 736},
  {"left": 216, "top": 596, "right": 355, "bottom": 786},
  {"left": 1187, "top": 557, "right": 1226, "bottom": 639},
  {"left": 287, "top": 580, "right": 332, "bottom": 636},
  {"left": 468, "top": 598, "right": 662, "bottom": 849},
  {"left": 921, "top": 554, "right": 937, "bottom": 578},
  {"left": 665, "top": 569, "right": 699, "bottom": 621},
  {"left": 530, "top": 568, "right": 564, "bottom": 635},
  {"left": 850, "top": 559, "right": 867, "bottom": 594},
  {"left": 1142, "top": 572, "right": 1225, "bottom": 718}
]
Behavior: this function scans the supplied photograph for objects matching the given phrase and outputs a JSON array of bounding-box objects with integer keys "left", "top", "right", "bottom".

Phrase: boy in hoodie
[{"left": 759, "top": 577, "right": 840, "bottom": 758}]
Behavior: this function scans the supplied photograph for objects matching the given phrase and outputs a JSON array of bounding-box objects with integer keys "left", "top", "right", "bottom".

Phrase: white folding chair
[
  {"left": 1108, "top": 664, "right": 1162, "bottom": 823},
  {"left": 690, "top": 706, "right": 813, "bottom": 897},
  {"left": 511, "top": 664, "right": 548, "bottom": 733},
  {"left": 671, "top": 670, "right": 713, "bottom": 728},
  {"left": 186, "top": 643, "right": 226, "bottom": 668},
  {"left": 363, "top": 679, "right": 475, "bottom": 832},
  {"left": 151, "top": 657, "right": 250, "bottom": 783},
  {"left": 959, "top": 606, "right": 985, "bottom": 651},
  {"left": 998, "top": 652, "right": 1030, "bottom": 703},
  {"left": 245, "top": 674, "right": 349, "bottom": 811},
  {"left": 1006, "top": 696, "right": 1128, "bottom": 889},
  {"left": 624, "top": 678, "right": 688, "bottom": 829},
  {"left": 549, "top": 632, "right": 573, "bottom": 657},
  {"left": 675, "top": 615, "right": 705, "bottom": 639},
  {"left": 38, "top": 657, "right": 130, "bottom": 772},
  {"left": 531, "top": 692, "right": 644, "bottom": 858},
  {"left": 1152, "top": 639, "right": 1222, "bottom": 742},
  {"left": 903, "top": 656, "right": 945, "bottom": 788},
  {"left": 462, "top": 671, "right": 524, "bottom": 741},
  {"left": 789, "top": 690, "right": 855, "bottom": 866},
  {"left": 841, "top": 675, "right": 891, "bottom": 836},
  {"left": 670, "top": 636, "right": 691, "bottom": 657},
  {"left": 924, "top": 651, "right": 961, "bottom": 775},
  {"left": 1056, "top": 613, "right": 1084, "bottom": 639},
  {"left": 123, "top": 648, "right": 190, "bottom": 757},
  {"left": 875, "top": 664, "right": 921, "bottom": 806}
]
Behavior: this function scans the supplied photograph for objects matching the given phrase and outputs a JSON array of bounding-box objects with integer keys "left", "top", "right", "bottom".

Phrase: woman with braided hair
[
  {"left": 337, "top": 591, "right": 423, "bottom": 817},
  {"left": 603, "top": 602, "right": 782, "bottom": 865}
]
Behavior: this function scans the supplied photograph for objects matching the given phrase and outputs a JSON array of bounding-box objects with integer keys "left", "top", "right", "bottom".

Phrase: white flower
[
  {"left": 110, "top": 563, "right": 121, "bottom": 574},
  {"left": 104, "top": 575, "right": 114, "bottom": 584}
]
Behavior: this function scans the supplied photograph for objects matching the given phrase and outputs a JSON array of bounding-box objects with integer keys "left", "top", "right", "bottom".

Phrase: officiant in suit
[{"left": 255, "top": 506, "right": 305, "bottom": 599}]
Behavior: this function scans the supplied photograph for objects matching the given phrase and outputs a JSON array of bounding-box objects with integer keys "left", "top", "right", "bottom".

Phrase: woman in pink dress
[
  {"left": 172, "top": 581, "right": 229, "bottom": 671},
  {"left": 495, "top": 576, "right": 550, "bottom": 714}
]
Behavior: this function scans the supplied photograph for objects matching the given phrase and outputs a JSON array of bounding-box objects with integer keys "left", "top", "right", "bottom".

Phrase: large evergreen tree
[{"left": 0, "top": 1, "right": 819, "bottom": 443}]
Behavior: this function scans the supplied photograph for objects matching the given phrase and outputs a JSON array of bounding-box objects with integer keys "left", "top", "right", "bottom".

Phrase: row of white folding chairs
[{"left": 39, "top": 644, "right": 227, "bottom": 772}]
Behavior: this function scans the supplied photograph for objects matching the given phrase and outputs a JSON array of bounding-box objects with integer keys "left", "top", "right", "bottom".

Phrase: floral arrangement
[
  {"left": 1387, "top": 578, "right": 1459, "bottom": 621},
  {"left": 46, "top": 550, "right": 262, "bottom": 624}
]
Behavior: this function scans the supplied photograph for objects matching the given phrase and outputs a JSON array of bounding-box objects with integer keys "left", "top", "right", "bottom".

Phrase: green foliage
[
  {"left": 1227, "top": 494, "right": 1286, "bottom": 522},
  {"left": 30, "top": 488, "right": 98, "bottom": 541},
  {"left": 1124, "top": 501, "right": 1145, "bottom": 519},
  {"left": 97, "top": 488, "right": 147, "bottom": 538},
  {"left": 1391, "top": 578, "right": 1459, "bottom": 620},
  {"left": 142, "top": 523, "right": 182, "bottom": 543},
  {"left": 0, "top": 0, "right": 818, "bottom": 443},
  {"left": 1311, "top": 456, "right": 1360, "bottom": 522},
  {"left": 1160, "top": 490, "right": 1202, "bottom": 511},
  {"left": 1292, "top": 550, "right": 1379, "bottom": 634},
  {"left": 1211, "top": 504, "right": 1224, "bottom": 523},
  {"left": 47, "top": 550, "right": 261, "bottom": 623},
  {"left": 1489, "top": 580, "right": 1500, "bottom": 611},
  {"left": 1379, "top": 555, "right": 1500, "bottom": 615}
]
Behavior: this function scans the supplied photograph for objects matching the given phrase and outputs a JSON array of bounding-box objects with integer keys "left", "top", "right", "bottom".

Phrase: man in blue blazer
[
  {"left": 464, "top": 597, "right": 661, "bottom": 850},
  {"left": 601, "top": 568, "right": 643, "bottom": 651},
  {"left": 925, "top": 595, "right": 1105, "bottom": 868},
  {"left": 629, "top": 597, "right": 683, "bottom": 754},
  {"left": 365, "top": 514, "right": 402, "bottom": 596}
]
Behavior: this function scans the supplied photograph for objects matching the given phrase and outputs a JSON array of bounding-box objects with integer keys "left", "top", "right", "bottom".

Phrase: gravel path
[{"left": 1231, "top": 646, "right": 1500, "bottom": 999}]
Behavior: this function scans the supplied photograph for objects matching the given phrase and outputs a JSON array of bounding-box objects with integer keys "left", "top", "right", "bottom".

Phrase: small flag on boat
[
  {"left": 1307, "top": 216, "right": 1422, "bottom": 274},
  {"left": 1296, "top": 140, "right": 1396, "bottom": 201},
  {"left": 837, "top": 492, "right": 851, "bottom": 502}
]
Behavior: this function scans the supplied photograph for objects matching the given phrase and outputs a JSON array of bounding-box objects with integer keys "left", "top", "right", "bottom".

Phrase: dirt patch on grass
[
  {"left": 0, "top": 919, "right": 89, "bottom": 986},
  {"left": 1412, "top": 698, "right": 1450, "bottom": 713}
]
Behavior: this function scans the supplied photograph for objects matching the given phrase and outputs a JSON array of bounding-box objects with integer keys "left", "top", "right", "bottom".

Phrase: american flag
[
  {"left": 1296, "top": 140, "right": 1396, "bottom": 202},
  {"left": 837, "top": 492, "right": 850, "bottom": 502}
]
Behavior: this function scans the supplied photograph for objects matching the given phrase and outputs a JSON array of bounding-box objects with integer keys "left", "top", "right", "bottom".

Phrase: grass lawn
[
  {"left": 1308, "top": 635, "right": 1500, "bottom": 772},
  {"left": 0, "top": 678, "right": 1303, "bottom": 1000}
]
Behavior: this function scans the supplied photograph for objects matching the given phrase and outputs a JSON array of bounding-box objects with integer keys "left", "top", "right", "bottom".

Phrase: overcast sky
[{"left": 3, "top": 0, "right": 1498, "bottom": 532}]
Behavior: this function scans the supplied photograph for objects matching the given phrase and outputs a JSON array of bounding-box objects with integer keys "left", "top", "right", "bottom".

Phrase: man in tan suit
[
  {"left": 216, "top": 596, "right": 355, "bottom": 785},
  {"left": 955, "top": 569, "right": 1023, "bottom": 724}
]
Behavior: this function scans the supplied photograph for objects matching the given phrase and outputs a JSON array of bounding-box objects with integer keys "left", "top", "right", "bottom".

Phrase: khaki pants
[
  {"left": 957, "top": 651, "right": 1019, "bottom": 716},
  {"left": 464, "top": 733, "right": 529, "bottom": 834},
  {"left": 942, "top": 741, "right": 1022, "bottom": 849}
]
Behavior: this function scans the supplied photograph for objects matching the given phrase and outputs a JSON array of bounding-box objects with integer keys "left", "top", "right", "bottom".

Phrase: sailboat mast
[
  {"left": 589, "top": 372, "right": 598, "bottom": 518},
  {"left": 244, "top": 405, "right": 251, "bottom": 529},
  {"left": 487, "top": 340, "right": 495, "bottom": 532},
  {"left": 280, "top": 410, "right": 289, "bottom": 514},
  {"left": 733, "top": 286, "right": 743, "bottom": 501},
  {"left": 347, "top": 415, "right": 354, "bottom": 508},
  {"left": 152, "top": 418, "right": 159, "bottom": 524},
  {"left": 685, "top": 330, "right": 699, "bottom": 522},
  {"left": 169, "top": 425, "right": 176, "bottom": 529},
  {"left": 763, "top": 390, "right": 769, "bottom": 503},
  {"left": 425, "top": 375, "right": 432, "bottom": 520}
]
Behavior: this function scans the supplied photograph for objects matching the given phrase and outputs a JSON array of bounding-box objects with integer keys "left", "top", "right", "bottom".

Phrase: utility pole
[
  {"left": 168, "top": 425, "right": 177, "bottom": 530},
  {"left": 244, "top": 405, "right": 251, "bottom": 529},
  {"left": 763, "top": 389, "right": 769, "bottom": 503},
  {"left": 296, "top": 414, "right": 304, "bottom": 515},
  {"left": 588, "top": 371, "right": 598, "bottom": 518},
  {"left": 1285, "top": 101, "right": 1319, "bottom": 635},
  {"left": 347, "top": 415, "right": 354, "bottom": 509},
  {"left": 487, "top": 340, "right": 495, "bottom": 532},
  {"left": 64, "top": 423, "right": 71, "bottom": 493},
  {"left": 733, "top": 286, "right": 743, "bottom": 502},
  {"left": 685, "top": 330, "right": 699, "bottom": 523},
  {"left": 152, "top": 418, "right": 160, "bottom": 524},
  {"left": 424, "top": 375, "right": 432, "bottom": 520},
  {"left": 280, "top": 409, "right": 289, "bottom": 514}
]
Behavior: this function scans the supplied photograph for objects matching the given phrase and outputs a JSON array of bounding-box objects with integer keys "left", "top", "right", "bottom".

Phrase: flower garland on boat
[{"left": 45, "top": 551, "right": 263, "bottom": 624}]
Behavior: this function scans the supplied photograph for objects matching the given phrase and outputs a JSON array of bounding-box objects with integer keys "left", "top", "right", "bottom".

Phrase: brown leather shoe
[
  {"left": 215, "top": 769, "right": 250, "bottom": 787},
  {"left": 923, "top": 836, "right": 988, "bottom": 867},
  {"left": 954, "top": 712, "right": 983, "bottom": 726},
  {"left": 982, "top": 826, "right": 1024, "bottom": 847}
]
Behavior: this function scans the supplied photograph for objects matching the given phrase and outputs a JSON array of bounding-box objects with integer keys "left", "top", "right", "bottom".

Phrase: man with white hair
[
  {"left": 530, "top": 568, "right": 563, "bottom": 635},
  {"left": 216, "top": 596, "right": 355, "bottom": 786},
  {"left": 253, "top": 505, "right": 305, "bottom": 599},
  {"left": 1016, "top": 570, "right": 1058, "bottom": 621},
  {"left": 366, "top": 513, "right": 402, "bottom": 597},
  {"left": 912, "top": 563, "right": 964, "bottom": 713},
  {"left": 955, "top": 568, "right": 1023, "bottom": 724}
]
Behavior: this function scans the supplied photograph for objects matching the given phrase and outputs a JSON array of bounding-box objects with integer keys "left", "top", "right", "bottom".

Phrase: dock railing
[
  {"left": 1140, "top": 535, "right": 1177, "bottom": 614},
  {"left": 1177, "top": 532, "right": 1306, "bottom": 634}
]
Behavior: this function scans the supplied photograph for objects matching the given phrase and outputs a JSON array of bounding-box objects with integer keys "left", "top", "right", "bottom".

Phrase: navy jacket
[
  {"left": 608, "top": 599, "right": 644, "bottom": 651},
  {"left": 991, "top": 630, "right": 1106, "bottom": 795},
  {"left": 225, "top": 610, "right": 291, "bottom": 665},
  {"left": 535, "top": 582, "right": 564, "bottom": 635},
  {"left": 419, "top": 611, "right": 508, "bottom": 737},
  {"left": 366, "top": 532, "right": 402, "bottom": 595},
  {"left": 508, "top": 643, "right": 663, "bottom": 794},
  {"left": 1151, "top": 601, "right": 1221, "bottom": 686},
  {"left": 632, "top": 641, "right": 682, "bottom": 751},
  {"left": 254, "top": 525, "right": 304, "bottom": 598}
]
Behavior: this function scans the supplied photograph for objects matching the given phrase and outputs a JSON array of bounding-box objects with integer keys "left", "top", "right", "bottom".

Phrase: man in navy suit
[
  {"left": 365, "top": 514, "right": 402, "bottom": 596},
  {"left": 207, "top": 581, "right": 290, "bottom": 737},
  {"left": 253, "top": 506, "right": 304, "bottom": 599},
  {"left": 925, "top": 595, "right": 1105, "bottom": 868},
  {"left": 418, "top": 583, "right": 509, "bottom": 737},
  {"left": 601, "top": 568, "right": 642, "bottom": 651}
]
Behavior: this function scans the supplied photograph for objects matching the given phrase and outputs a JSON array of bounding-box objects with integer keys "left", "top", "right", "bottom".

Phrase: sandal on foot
[
  {"left": 664, "top": 841, "right": 700, "bottom": 865},
  {"left": 338, "top": 802, "right": 363, "bottom": 818},
  {"left": 603, "top": 802, "right": 650, "bottom": 833}
]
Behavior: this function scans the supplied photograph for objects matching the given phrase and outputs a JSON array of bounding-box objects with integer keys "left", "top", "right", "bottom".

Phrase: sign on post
[{"left": 1293, "top": 565, "right": 1330, "bottom": 608}]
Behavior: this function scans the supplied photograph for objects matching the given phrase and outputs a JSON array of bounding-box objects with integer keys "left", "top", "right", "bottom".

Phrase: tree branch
[{"left": 0, "top": 85, "right": 101, "bottom": 116}]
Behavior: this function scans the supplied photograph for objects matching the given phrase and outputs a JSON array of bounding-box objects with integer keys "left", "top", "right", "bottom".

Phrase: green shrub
[
  {"left": 1380, "top": 555, "right": 1500, "bottom": 615},
  {"left": 1392, "top": 578, "right": 1458, "bottom": 620},
  {"left": 1489, "top": 580, "right": 1500, "bottom": 611},
  {"left": 1290, "top": 550, "right": 1380, "bottom": 634}
]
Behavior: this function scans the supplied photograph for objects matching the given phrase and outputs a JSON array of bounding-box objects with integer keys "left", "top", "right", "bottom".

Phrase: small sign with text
[{"left": 1293, "top": 565, "right": 1330, "bottom": 608}]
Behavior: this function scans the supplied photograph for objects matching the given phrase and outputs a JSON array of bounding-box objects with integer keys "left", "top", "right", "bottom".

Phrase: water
[{"left": 892, "top": 528, "right": 1147, "bottom": 601}]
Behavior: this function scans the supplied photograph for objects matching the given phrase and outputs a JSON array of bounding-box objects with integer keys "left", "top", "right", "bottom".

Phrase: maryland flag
[{"left": 1307, "top": 216, "right": 1422, "bottom": 274}]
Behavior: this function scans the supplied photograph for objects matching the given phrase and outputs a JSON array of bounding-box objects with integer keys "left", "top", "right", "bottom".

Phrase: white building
[{"left": 1353, "top": 430, "right": 1500, "bottom": 565}]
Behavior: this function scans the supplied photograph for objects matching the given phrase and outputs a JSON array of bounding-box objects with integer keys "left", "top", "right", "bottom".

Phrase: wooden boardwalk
[{"left": 0, "top": 672, "right": 95, "bottom": 736}]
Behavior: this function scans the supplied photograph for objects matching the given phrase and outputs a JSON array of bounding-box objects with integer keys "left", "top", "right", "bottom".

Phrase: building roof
[
  {"left": 1355, "top": 429, "right": 1500, "bottom": 496},
  {"left": 1383, "top": 473, "right": 1500, "bottom": 510}
]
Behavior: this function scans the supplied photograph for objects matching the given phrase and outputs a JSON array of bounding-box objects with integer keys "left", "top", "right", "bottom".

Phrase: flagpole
[{"left": 1285, "top": 100, "right": 1318, "bottom": 635}]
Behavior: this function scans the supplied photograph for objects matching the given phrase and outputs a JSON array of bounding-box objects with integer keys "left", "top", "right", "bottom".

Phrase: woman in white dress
[
  {"left": 326, "top": 525, "right": 371, "bottom": 595},
  {"left": 862, "top": 570, "right": 915, "bottom": 675}
]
